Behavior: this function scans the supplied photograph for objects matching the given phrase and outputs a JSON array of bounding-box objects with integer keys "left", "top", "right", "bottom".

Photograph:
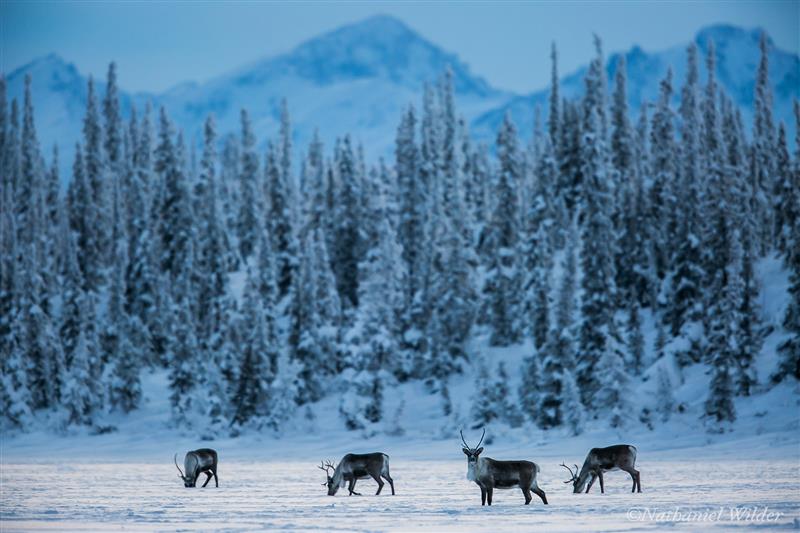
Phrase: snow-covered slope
[{"left": 4, "top": 18, "right": 798, "bottom": 182}]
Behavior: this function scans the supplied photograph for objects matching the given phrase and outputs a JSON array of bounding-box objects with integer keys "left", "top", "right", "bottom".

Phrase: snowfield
[{"left": 2, "top": 456, "right": 799, "bottom": 532}]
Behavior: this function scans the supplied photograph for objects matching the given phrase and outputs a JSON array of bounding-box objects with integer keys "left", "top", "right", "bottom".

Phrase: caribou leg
[
  {"left": 370, "top": 471, "right": 385, "bottom": 495},
  {"left": 635, "top": 470, "right": 641, "bottom": 493},
  {"left": 213, "top": 468, "right": 219, "bottom": 488},
  {"left": 486, "top": 487, "right": 493, "bottom": 506},
  {"left": 201, "top": 471, "right": 213, "bottom": 488},
  {"left": 382, "top": 474, "right": 395, "bottom": 495},
  {"left": 532, "top": 479, "right": 548, "bottom": 504},
  {"left": 348, "top": 478, "right": 361, "bottom": 496},
  {"left": 522, "top": 487, "right": 532, "bottom": 505},
  {"left": 585, "top": 473, "right": 596, "bottom": 493},
  {"left": 480, "top": 487, "right": 487, "bottom": 506},
  {"left": 598, "top": 471, "right": 605, "bottom": 494}
]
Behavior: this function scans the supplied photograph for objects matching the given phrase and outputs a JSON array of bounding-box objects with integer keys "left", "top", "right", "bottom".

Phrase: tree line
[{"left": 1, "top": 33, "right": 798, "bottom": 436}]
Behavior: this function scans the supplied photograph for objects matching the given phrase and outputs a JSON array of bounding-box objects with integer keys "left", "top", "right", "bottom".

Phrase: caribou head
[
  {"left": 318, "top": 460, "right": 339, "bottom": 496},
  {"left": 174, "top": 453, "right": 194, "bottom": 487},
  {"left": 461, "top": 428, "right": 485, "bottom": 481},
  {"left": 560, "top": 462, "right": 580, "bottom": 492}
]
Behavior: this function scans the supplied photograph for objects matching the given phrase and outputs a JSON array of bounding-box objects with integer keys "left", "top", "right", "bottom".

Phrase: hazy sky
[{"left": 2, "top": 1, "right": 798, "bottom": 94}]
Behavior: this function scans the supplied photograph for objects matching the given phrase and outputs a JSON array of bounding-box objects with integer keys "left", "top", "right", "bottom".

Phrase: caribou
[
  {"left": 174, "top": 448, "right": 219, "bottom": 488},
  {"left": 561, "top": 444, "right": 641, "bottom": 494},
  {"left": 318, "top": 453, "right": 395, "bottom": 496},
  {"left": 461, "top": 429, "right": 548, "bottom": 506}
]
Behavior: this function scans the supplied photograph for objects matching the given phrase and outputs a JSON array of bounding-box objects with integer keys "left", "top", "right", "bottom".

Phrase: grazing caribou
[
  {"left": 174, "top": 448, "right": 219, "bottom": 488},
  {"left": 461, "top": 429, "right": 548, "bottom": 506},
  {"left": 561, "top": 444, "right": 641, "bottom": 494},
  {"left": 319, "top": 453, "right": 395, "bottom": 496}
]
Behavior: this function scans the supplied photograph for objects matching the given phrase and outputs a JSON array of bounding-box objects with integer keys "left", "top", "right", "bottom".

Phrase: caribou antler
[
  {"left": 560, "top": 462, "right": 578, "bottom": 483},
  {"left": 174, "top": 453, "right": 185, "bottom": 478},
  {"left": 460, "top": 428, "right": 486, "bottom": 450},
  {"left": 318, "top": 460, "right": 335, "bottom": 474},
  {"left": 460, "top": 429, "right": 470, "bottom": 449}
]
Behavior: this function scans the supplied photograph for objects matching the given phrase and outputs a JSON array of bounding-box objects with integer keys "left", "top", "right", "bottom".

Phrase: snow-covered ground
[
  {"left": 2, "top": 368, "right": 799, "bottom": 531},
  {"left": 2, "top": 456, "right": 798, "bottom": 531},
  {"left": 2, "top": 255, "right": 799, "bottom": 531}
]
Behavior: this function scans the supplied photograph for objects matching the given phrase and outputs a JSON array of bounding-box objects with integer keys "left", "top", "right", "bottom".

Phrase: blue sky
[{"left": 1, "top": 1, "right": 797, "bottom": 93}]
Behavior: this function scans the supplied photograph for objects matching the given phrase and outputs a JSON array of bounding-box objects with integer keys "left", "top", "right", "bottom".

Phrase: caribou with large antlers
[
  {"left": 461, "top": 429, "right": 548, "bottom": 506},
  {"left": 318, "top": 453, "right": 395, "bottom": 496},
  {"left": 174, "top": 448, "right": 218, "bottom": 488},
  {"left": 561, "top": 444, "right": 641, "bottom": 494}
]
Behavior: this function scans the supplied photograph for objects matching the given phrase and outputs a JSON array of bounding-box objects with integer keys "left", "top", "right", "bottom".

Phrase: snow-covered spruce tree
[
  {"left": 168, "top": 262, "right": 200, "bottom": 427},
  {"left": 773, "top": 103, "right": 800, "bottom": 383},
  {"left": 289, "top": 229, "right": 337, "bottom": 404},
  {"left": 470, "top": 361, "right": 497, "bottom": 428},
  {"left": 655, "top": 366, "right": 675, "bottom": 422},
  {"left": 231, "top": 270, "right": 275, "bottom": 428},
  {"left": 331, "top": 135, "right": 363, "bottom": 309},
  {"left": 484, "top": 112, "right": 523, "bottom": 346},
  {"left": 395, "top": 105, "right": 430, "bottom": 375},
  {"left": 577, "top": 98, "right": 619, "bottom": 407},
  {"left": 61, "top": 290, "right": 102, "bottom": 427},
  {"left": 82, "top": 76, "right": 110, "bottom": 280},
  {"left": 340, "top": 181, "right": 404, "bottom": 427},
  {"left": 610, "top": 56, "right": 635, "bottom": 306},
  {"left": 154, "top": 108, "right": 194, "bottom": 280},
  {"left": 773, "top": 123, "right": 796, "bottom": 255},
  {"left": 558, "top": 99, "right": 582, "bottom": 214},
  {"left": 236, "top": 109, "right": 260, "bottom": 261},
  {"left": 264, "top": 138, "right": 299, "bottom": 299},
  {"left": 627, "top": 300, "right": 645, "bottom": 375},
  {"left": 701, "top": 40, "right": 727, "bottom": 294},
  {"left": 17, "top": 76, "right": 41, "bottom": 249},
  {"left": 560, "top": 368, "right": 585, "bottom": 435},
  {"left": 704, "top": 235, "right": 743, "bottom": 428},
  {"left": 648, "top": 68, "right": 677, "bottom": 282},
  {"left": 193, "top": 115, "right": 237, "bottom": 427},
  {"left": 519, "top": 352, "right": 542, "bottom": 425},
  {"left": 722, "top": 99, "right": 761, "bottom": 397},
  {"left": 522, "top": 137, "right": 555, "bottom": 352},
  {"left": 427, "top": 84, "right": 476, "bottom": 383},
  {"left": 219, "top": 133, "right": 241, "bottom": 261},
  {"left": 666, "top": 44, "right": 705, "bottom": 365},
  {"left": 107, "top": 259, "right": 141, "bottom": 413},
  {"left": 493, "top": 362, "right": 524, "bottom": 427},
  {"left": 752, "top": 31, "right": 776, "bottom": 254},
  {"left": 0, "top": 209, "right": 32, "bottom": 429},
  {"left": 537, "top": 225, "right": 579, "bottom": 428}
]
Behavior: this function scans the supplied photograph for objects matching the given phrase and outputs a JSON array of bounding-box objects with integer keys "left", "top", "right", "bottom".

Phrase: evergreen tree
[
  {"left": 752, "top": 32, "right": 776, "bottom": 253},
  {"left": 484, "top": 113, "right": 523, "bottom": 346},
  {"left": 773, "top": 102, "right": 800, "bottom": 383},
  {"left": 155, "top": 108, "right": 194, "bottom": 279},
  {"left": 231, "top": 271, "right": 275, "bottom": 427},
  {"left": 666, "top": 44, "right": 706, "bottom": 366},
  {"left": 83, "top": 77, "right": 110, "bottom": 277},
  {"left": 538, "top": 226, "right": 578, "bottom": 428},
  {"left": 648, "top": 69, "right": 677, "bottom": 281},
  {"left": 236, "top": 109, "right": 260, "bottom": 260},
  {"left": 264, "top": 139, "right": 298, "bottom": 298},
  {"left": 577, "top": 103, "right": 618, "bottom": 405},
  {"left": 331, "top": 135, "right": 362, "bottom": 308},
  {"left": 560, "top": 368, "right": 585, "bottom": 435}
]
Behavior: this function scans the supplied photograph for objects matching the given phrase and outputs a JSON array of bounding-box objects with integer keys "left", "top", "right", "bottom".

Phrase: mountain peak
[
  {"left": 232, "top": 14, "right": 495, "bottom": 97},
  {"left": 694, "top": 24, "right": 772, "bottom": 49}
]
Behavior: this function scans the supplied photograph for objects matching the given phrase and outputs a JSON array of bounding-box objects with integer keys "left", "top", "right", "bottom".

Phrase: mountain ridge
[{"left": 4, "top": 16, "right": 797, "bottom": 180}]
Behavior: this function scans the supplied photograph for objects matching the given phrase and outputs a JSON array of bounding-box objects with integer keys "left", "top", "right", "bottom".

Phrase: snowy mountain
[
  {"left": 473, "top": 24, "right": 800, "bottom": 140},
  {"left": 4, "top": 17, "right": 798, "bottom": 181}
]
